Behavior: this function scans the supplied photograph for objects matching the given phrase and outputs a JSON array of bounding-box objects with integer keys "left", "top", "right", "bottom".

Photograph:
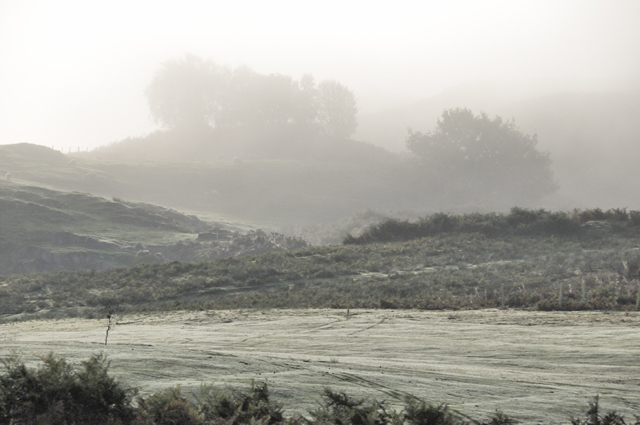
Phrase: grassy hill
[
  {"left": 0, "top": 143, "right": 413, "bottom": 227},
  {"left": 0, "top": 178, "right": 306, "bottom": 275},
  {"left": 2, "top": 209, "right": 640, "bottom": 320}
]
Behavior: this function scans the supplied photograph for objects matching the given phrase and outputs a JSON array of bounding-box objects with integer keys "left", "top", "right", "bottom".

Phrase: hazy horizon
[{"left": 1, "top": 0, "right": 639, "bottom": 152}]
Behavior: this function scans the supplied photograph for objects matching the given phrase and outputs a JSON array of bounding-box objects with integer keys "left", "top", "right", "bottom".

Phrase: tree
[
  {"left": 217, "top": 67, "right": 301, "bottom": 129},
  {"left": 145, "top": 54, "right": 225, "bottom": 130},
  {"left": 316, "top": 80, "right": 358, "bottom": 139},
  {"left": 406, "top": 108, "right": 556, "bottom": 206},
  {"left": 143, "top": 55, "right": 361, "bottom": 157}
]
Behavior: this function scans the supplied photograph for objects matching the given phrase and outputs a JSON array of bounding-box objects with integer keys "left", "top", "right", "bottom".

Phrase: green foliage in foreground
[
  {"left": 1, "top": 354, "right": 637, "bottom": 425},
  {"left": 0, "top": 353, "right": 136, "bottom": 424}
]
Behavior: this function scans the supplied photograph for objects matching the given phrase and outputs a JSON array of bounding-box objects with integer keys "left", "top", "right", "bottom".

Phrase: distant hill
[
  {"left": 0, "top": 143, "right": 414, "bottom": 226},
  {"left": 0, "top": 179, "right": 305, "bottom": 275},
  {"left": 86, "top": 126, "right": 398, "bottom": 166}
]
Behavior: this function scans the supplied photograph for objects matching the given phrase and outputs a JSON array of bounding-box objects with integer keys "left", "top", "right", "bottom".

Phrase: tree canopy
[
  {"left": 145, "top": 54, "right": 223, "bottom": 130},
  {"left": 145, "top": 55, "right": 358, "bottom": 139},
  {"left": 406, "top": 108, "right": 556, "bottom": 206},
  {"left": 316, "top": 80, "right": 358, "bottom": 139}
]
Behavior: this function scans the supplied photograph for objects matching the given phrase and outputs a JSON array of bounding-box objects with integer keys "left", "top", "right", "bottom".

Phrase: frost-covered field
[{"left": 1, "top": 309, "right": 639, "bottom": 424}]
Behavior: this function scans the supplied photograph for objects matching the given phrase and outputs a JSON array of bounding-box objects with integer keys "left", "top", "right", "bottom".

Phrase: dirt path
[{"left": 1, "top": 309, "right": 639, "bottom": 424}]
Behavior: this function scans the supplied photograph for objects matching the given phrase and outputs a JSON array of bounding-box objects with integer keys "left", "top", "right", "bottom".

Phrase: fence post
[
  {"left": 501, "top": 284, "right": 505, "bottom": 308},
  {"left": 559, "top": 282, "right": 564, "bottom": 309},
  {"left": 581, "top": 280, "right": 586, "bottom": 303},
  {"left": 636, "top": 283, "right": 640, "bottom": 311}
]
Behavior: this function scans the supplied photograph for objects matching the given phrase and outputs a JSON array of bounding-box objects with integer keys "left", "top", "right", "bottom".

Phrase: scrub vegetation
[{"left": 2, "top": 208, "right": 640, "bottom": 320}]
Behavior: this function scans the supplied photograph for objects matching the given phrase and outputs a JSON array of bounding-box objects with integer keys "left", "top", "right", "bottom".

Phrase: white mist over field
[{"left": 1, "top": 0, "right": 639, "bottom": 151}]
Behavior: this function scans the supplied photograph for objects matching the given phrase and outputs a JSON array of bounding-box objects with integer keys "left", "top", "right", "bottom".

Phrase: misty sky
[{"left": 1, "top": 0, "right": 639, "bottom": 151}]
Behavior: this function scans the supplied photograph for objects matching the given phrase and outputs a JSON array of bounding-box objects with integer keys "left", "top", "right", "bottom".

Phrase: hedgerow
[{"left": 343, "top": 208, "right": 640, "bottom": 245}]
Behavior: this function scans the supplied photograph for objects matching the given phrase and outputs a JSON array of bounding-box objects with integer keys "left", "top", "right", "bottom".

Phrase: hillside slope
[
  {"left": 2, "top": 210, "right": 640, "bottom": 318},
  {"left": 0, "top": 179, "right": 305, "bottom": 275},
  {"left": 0, "top": 143, "right": 411, "bottom": 226}
]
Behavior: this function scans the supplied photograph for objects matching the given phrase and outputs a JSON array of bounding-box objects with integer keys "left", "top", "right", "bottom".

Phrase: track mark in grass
[
  {"left": 328, "top": 369, "right": 482, "bottom": 424},
  {"left": 348, "top": 318, "right": 387, "bottom": 335},
  {"left": 331, "top": 371, "right": 409, "bottom": 401},
  {"left": 228, "top": 334, "right": 272, "bottom": 346},
  {"left": 201, "top": 351, "right": 236, "bottom": 357},
  {"left": 620, "top": 398, "right": 640, "bottom": 411},
  {"left": 262, "top": 359, "right": 304, "bottom": 370},
  {"left": 292, "top": 318, "right": 344, "bottom": 334},
  {"left": 329, "top": 371, "right": 481, "bottom": 424}
]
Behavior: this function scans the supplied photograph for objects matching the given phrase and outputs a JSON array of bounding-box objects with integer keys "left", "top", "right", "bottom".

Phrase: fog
[
  {"left": 1, "top": 0, "right": 639, "bottom": 151},
  {"left": 2, "top": 0, "right": 640, "bottom": 217}
]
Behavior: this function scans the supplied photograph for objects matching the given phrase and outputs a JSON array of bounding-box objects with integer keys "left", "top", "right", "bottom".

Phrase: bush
[
  {"left": 343, "top": 208, "right": 583, "bottom": 245},
  {"left": 0, "top": 353, "right": 136, "bottom": 425},
  {"left": 195, "top": 381, "right": 283, "bottom": 425},
  {"left": 404, "top": 398, "right": 458, "bottom": 425},
  {"left": 136, "top": 386, "right": 201, "bottom": 425},
  {"left": 309, "top": 388, "right": 402, "bottom": 425}
]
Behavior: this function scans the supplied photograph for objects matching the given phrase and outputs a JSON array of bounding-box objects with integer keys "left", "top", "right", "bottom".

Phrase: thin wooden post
[
  {"left": 501, "top": 284, "right": 505, "bottom": 308},
  {"left": 104, "top": 313, "right": 113, "bottom": 345},
  {"left": 559, "top": 282, "right": 564, "bottom": 309}
]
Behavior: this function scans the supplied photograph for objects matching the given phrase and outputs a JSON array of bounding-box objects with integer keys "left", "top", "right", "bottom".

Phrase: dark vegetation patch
[
  {"left": 0, "top": 353, "right": 634, "bottom": 425},
  {"left": 343, "top": 207, "right": 640, "bottom": 244},
  {"left": 3, "top": 209, "right": 640, "bottom": 319}
]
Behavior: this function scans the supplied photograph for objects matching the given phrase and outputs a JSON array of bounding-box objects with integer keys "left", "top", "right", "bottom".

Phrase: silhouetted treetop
[
  {"left": 317, "top": 80, "right": 358, "bottom": 139},
  {"left": 145, "top": 54, "right": 358, "bottom": 139},
  {"left": 145, "top": 54, "right": 225, "bottom": 130},
  {"left": 407, "top": 108, "right": 556, "bottom": 205}
]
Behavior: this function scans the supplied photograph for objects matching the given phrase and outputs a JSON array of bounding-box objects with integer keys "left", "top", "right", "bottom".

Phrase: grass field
[
  {"left": 3, "top": 224, "right": 640, "bottom": 318},
  {"left": 1, "top": 309, "right": 638, "bottom": 424}
]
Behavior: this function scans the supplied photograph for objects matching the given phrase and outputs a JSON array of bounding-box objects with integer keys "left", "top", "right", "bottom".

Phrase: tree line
[{"left": 141, "top": 55, "right": 557, "bottom": 207}]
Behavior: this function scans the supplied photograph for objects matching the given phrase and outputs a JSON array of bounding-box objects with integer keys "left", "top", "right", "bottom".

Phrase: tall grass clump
[
  {"left": 309, "top": 388, "right": 403, "bottom": 425},
  {"left": 570, "top": 396, "right": 639, "bottom": 425},
  {"left": 404, "top": 397, "right": 458, "bottom": 425}
]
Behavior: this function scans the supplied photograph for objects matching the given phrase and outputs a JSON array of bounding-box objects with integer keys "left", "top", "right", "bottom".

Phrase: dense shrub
[
  {"left": 342, "top": 208, "right": 640, "bottom": 245},
  {"left": 0, "top": 353, "right": 136, "bottom": 425},
  {"left": 136, "top": 386, "right": 201, "bottom": 425},
  {"left": 195, "top": 381, "right": 283, "bottom": 425},
  {"left": 309, "top": 389, "right": 402, "bottom": 425},
  {"left": 404, "top": 398, "right": 458, "bottom": 425}
]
